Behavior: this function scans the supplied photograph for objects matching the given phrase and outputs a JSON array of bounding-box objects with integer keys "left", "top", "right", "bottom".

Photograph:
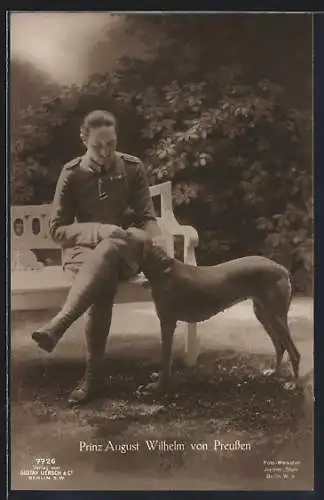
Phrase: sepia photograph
[{"left": 9, "top": 11, "right": 313, "bottom": 491}]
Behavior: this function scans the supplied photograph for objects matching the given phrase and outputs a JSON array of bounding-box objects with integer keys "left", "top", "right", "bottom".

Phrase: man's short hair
[{"left": 80, "top": 110, "right": 117, "bottom": 143}]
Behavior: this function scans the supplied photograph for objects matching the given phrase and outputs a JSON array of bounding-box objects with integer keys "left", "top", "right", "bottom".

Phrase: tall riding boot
[
  {"left": 31, "top": 239, "right": 120, "bottom": 352},
  {"left": 68, "top": 290, "right": 115, "bottom": 405}
]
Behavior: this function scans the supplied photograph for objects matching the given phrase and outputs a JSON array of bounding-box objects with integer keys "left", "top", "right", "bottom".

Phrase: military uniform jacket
[{"left": 49, "top": 151, "right": 160, "bottom": 249}]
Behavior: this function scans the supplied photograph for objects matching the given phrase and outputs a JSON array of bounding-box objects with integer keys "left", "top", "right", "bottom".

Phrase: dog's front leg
[
  {"left": 139, "top": 317, "right": 177, "bottom": 395},
  {"left": 158, "top": 317, "right": 177, "bottom": 389}
]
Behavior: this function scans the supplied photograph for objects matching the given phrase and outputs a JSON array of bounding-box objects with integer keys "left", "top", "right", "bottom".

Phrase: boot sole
[
  {"left": 32, "top": 331, "right": 56, "bottom": 353},
  {"left": 68, "top": 391, "right": 103, "bottom": 406},
  {"left": 68, "top": 385, "right": 106, "bottom": 406}
]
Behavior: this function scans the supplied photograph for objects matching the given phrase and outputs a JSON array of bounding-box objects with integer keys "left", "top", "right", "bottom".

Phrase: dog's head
[
  {"left": 142, "top": 239, "right": 174, "bottom": 283},
  {"left": 126, "top": 228, "right": 173, "bottom": 283}
]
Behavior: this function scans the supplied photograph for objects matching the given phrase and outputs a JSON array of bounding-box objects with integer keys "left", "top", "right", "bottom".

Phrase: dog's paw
[
  {"left": 136, "top": 379, "right": 169, "bottom": 397},
  {"left": 282, "top": 381, "right": 297, "bottom": 391},
  {"left": 137, "top": 382, "right": 162, "bottom": 395}
]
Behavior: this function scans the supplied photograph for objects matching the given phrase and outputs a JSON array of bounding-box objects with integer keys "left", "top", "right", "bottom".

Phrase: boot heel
[{"left": 68, "top": 376, "right": 106, "bottom": 406}]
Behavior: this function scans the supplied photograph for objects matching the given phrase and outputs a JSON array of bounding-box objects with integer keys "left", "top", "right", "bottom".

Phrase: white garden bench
[{"left": 11, "top": 181, "right": 200, "bottom": 366}]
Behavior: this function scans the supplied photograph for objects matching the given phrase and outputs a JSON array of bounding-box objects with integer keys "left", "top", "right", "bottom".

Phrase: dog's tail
[
  {"left": 278, "top": 265, "right": 294, "bottom": 312},
  {"left": 287, "top": 272, "right": 294, "bottom": 310}
]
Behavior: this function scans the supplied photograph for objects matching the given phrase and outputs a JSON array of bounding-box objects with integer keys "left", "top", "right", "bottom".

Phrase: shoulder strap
[
  {"left": 119, "top": 152, "right": 142, "bottom": 164},
  {"left": 64, "top": 156, "right": 82, "bottom": 170}
]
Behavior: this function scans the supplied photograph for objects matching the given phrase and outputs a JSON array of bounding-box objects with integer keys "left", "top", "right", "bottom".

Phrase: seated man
[{"left": 32, "top": 110, "right": 162, "bottom": 405}]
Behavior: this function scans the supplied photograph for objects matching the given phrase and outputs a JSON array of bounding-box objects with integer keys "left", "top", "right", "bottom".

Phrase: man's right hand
[{"left": 98, "top": 224, "right": 128, "bottom": 241}]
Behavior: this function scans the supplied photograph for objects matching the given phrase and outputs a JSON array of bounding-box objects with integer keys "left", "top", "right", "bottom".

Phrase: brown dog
[{"left": 139, "top": 238, "right": 300, "bottom": 392}]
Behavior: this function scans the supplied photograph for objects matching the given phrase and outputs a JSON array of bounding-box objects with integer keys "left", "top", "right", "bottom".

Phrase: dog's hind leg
[
  {"left": 256, "top": 276, "right": 300, "bottom": 379},
  {"left": 269, "top": 313, "right": 300, "bottom": 379},
  {"left": 275, "top": 277, "right": 300, "bottom": 378},
  {"left": 140, "top": 317, "right": 177, "bottom": 394},
  {"left": 253, "top": 300, "right": 285, "bottom": 376}
]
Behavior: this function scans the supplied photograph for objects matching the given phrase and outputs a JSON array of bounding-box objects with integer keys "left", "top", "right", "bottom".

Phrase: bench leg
[{"left": 184, "top": 323, "right": 198, "bottom": 366}]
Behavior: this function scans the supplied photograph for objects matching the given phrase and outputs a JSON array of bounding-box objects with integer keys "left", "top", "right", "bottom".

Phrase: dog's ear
[
  {"left": 150, "top": 242, "right": 173, "bottom": 276},
  {"left": 164, "top": 265, "right": 173, "bottom": 276}
]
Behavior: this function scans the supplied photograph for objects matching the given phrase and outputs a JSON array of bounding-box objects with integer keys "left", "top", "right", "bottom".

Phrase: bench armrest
[{"left": 162, "top": 216, "right": 199, "bottom": 266}]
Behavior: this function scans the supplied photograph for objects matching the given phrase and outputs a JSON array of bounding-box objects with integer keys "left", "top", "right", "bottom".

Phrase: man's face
[{"left": 86, "top": 125, "right": 117, "bottom": 166}]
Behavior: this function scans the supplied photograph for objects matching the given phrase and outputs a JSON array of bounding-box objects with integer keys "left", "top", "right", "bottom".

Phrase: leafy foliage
[{"left": 117, "top": 67, "right": 312, "bottom": 292}]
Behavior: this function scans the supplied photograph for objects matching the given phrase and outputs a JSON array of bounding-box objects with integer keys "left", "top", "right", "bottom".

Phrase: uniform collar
[{"left": 80, "top": 151, "right": 125, "bottom": 176}]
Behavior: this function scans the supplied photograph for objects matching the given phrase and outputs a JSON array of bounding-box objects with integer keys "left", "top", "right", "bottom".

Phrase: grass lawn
[{"left": 10, "top": 299, "right": 314, "bottom": 491}]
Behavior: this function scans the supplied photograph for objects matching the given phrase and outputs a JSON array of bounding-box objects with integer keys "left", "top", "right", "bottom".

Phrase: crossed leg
[{"left": 32, "top": 231, "right": 148, "bottom": 404}]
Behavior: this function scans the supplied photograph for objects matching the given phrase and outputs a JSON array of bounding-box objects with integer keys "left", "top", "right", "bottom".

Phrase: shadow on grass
[{"left": 11, "top": 349, "right": 309, "bottom": 430}]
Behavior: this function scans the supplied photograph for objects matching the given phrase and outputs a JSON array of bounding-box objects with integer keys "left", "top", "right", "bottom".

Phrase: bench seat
[{"left": 11, "top": 267, "right": 151, "bottom": 310}]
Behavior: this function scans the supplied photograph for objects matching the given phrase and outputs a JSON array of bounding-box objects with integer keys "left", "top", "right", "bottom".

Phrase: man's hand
[
  {"left": 152, "top": 236, "right": 168, "bottom": 251},
  {"left": 98, "top": 224, "right": 128, "bottom": 241}
]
